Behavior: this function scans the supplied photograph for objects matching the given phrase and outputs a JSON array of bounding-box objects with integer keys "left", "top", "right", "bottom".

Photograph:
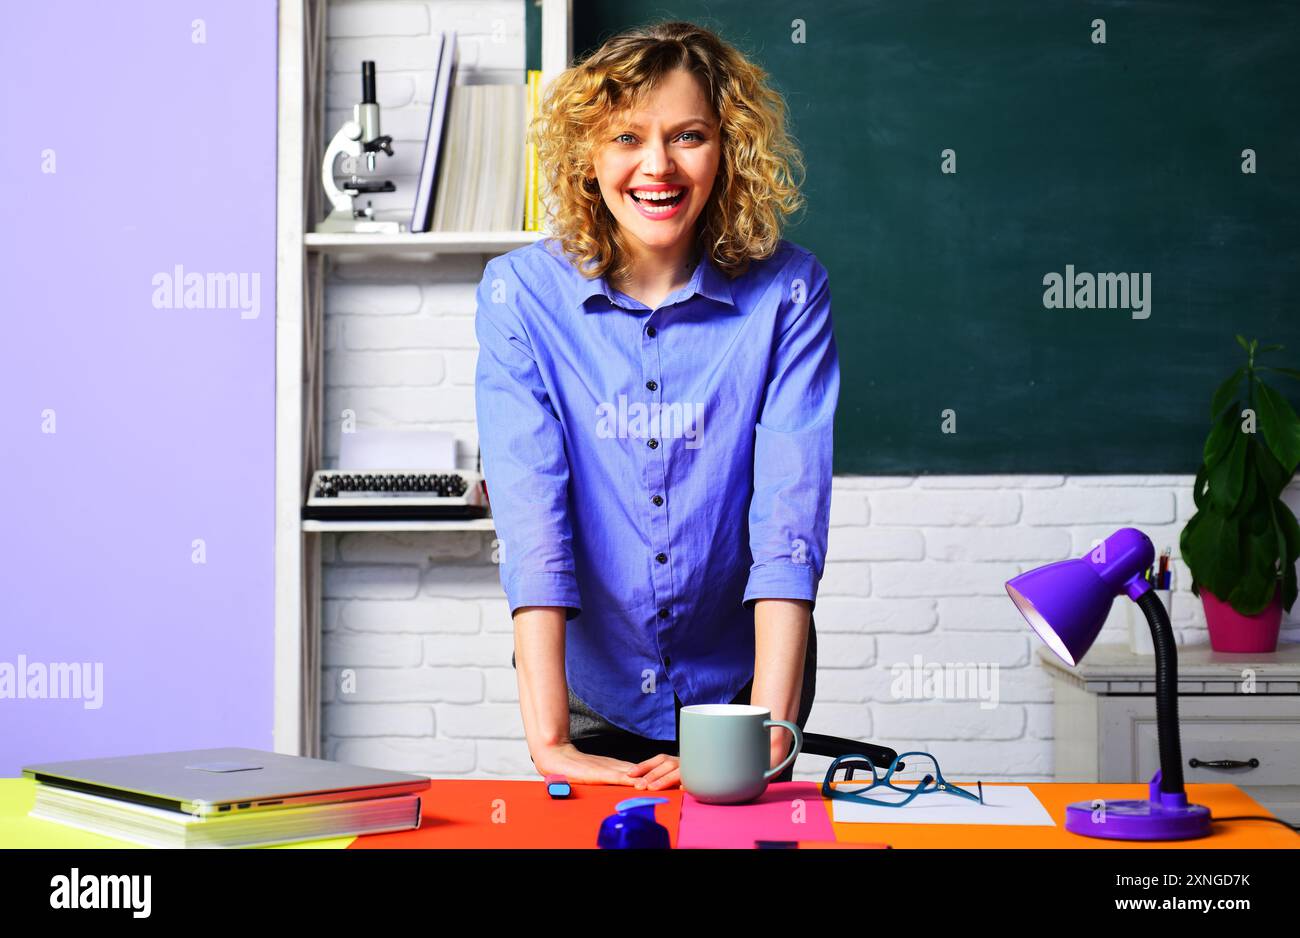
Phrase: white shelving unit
[{"left": 274, "top": 0, "right": 572, "bottom": 756}]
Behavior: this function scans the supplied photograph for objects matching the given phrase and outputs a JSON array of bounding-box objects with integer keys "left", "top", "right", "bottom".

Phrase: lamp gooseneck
[{"left": 1136, "top": 588, "right": 1185, "bottom": 794}]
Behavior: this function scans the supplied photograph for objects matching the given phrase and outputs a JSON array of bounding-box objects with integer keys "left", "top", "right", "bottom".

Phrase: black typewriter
[{"left": 302, "top": 469, "right": 489, "bottom": 521}]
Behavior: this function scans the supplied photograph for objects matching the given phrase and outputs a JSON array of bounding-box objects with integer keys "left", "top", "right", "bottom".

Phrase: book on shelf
[
  {"left": 405, "top": 30, "right": 541, "bottom": 235},
  {"left": 409, "top": 30, "right": 458, "bottom": 233},
  {"left": 432, "top": 83, "right": 527, "bottom": 232},
  {"left": 29, "top": 782, "right": 423, "bottom": 849}
]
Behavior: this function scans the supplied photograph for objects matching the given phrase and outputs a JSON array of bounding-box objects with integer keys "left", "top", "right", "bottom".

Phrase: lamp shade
[{"left": 1005, "top": 528, "right": 1154, "bottom": 666}]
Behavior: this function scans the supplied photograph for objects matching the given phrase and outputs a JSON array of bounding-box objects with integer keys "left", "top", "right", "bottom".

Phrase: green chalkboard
[{"left": 572, "top": 1, "right": 1300, "bottom": 473}]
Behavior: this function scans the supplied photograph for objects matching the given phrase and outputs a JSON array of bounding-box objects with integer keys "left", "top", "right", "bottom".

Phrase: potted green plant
[{"left": 1180, "top": 336, "right": 1300, "bottom": 652}]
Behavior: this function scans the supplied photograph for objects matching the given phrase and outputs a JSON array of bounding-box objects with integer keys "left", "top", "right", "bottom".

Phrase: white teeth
[{"left": 631, "top": 188, "right": 683, "bottom": 201}]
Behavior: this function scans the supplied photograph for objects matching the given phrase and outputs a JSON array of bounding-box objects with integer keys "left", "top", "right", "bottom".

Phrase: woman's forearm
[
  {"left": 752, "top": 599, "right": 811, "bottom": 762},
  {"left": 513, "top": 606, "right": 571, "bottom": 758}
]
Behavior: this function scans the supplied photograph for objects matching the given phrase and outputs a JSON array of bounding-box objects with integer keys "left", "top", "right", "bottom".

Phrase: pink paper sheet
[{"left": 677, "top": 782, "right": 836, "bottom": 849}]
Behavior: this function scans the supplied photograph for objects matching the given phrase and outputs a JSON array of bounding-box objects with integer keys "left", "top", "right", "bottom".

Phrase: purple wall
[{"left": 0, "top": 2, "right": 278, "bottom": 775}]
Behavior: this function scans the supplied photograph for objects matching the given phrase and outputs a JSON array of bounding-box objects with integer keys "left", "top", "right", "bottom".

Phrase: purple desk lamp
[{"left": 1005, "top": 528, "right": 1211, "bottom": 840}]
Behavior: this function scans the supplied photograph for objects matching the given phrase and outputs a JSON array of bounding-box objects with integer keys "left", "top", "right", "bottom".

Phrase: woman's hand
[
  {"left": 626, "top": 753, "right": 681, "bottom": 791},
  {"left": 531, "top": 742, "right": 640, "bottom": 785}
]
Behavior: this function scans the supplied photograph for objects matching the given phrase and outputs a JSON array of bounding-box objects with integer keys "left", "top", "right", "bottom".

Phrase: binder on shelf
[{"left": 525, "top": 69, "right": 541, "bottom": 231}]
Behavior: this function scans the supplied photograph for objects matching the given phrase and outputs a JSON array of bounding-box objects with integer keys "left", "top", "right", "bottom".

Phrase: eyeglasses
[{"left": 821, "top": 751, "right": 984, "bottom": 807}]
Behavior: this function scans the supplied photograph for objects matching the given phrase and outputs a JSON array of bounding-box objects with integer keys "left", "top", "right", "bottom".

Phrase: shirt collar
[{"left": 575, "top": 249, "right": 734, "bottom": 311}]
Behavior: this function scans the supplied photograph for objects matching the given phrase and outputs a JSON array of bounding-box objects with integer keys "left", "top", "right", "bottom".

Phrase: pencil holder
[{"left": 1128, "top": 588, "right": 1171, "bottom": 655}]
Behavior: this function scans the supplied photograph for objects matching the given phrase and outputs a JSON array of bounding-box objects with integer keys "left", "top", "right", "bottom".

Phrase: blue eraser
[{"left": 545, "top": 774, "right": 571, "bottom": 798}]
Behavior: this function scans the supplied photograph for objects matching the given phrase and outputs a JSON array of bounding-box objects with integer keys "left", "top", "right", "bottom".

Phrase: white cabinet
[{"left": 1038, "top": 644, "right": 1300, "bottom": 824}]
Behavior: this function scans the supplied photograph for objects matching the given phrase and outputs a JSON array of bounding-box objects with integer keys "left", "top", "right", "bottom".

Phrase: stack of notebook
[{"left": 23, "top": 748, "right": 430, "bottom": 849}]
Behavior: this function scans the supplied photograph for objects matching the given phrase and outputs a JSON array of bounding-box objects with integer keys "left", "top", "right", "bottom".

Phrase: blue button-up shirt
[{"left": 474, "top": 236, "right": 839, "bottom": 740}]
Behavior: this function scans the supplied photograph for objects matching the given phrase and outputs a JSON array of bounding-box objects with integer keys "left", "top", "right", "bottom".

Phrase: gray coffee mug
[{"left": 679, "top": 704, "right": 803, "bottom": 804}]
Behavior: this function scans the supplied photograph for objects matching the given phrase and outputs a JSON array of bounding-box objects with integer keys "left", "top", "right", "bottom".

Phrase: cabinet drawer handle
[{"left": 1188, "top": 758, "right": 1260, "bottom": 770}]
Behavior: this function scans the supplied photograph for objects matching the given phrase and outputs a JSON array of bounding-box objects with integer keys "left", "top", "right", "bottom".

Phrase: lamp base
[{"left": 1064, "top": 771, "right": 1212, "bottom": 841}]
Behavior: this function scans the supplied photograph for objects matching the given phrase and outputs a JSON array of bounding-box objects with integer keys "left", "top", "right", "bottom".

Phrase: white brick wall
[
  {"left": 321, "top": 471, "right": 1300, "bottom": 784},
  {"left": 318, "top": 2, "right": 1300, "bottom": 785}
]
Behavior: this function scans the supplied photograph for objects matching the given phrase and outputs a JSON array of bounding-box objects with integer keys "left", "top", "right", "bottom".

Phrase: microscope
[{"left": 315, "top": 61, "right": 403, "bottom": 234}]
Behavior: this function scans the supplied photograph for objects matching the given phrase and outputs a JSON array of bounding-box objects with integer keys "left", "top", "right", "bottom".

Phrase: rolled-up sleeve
[
  {"left": 742, "top": 255, "right": 840, "bottom": 611},
  {"left": 474, "top": 258, "right": 582, "bottom": 620}
]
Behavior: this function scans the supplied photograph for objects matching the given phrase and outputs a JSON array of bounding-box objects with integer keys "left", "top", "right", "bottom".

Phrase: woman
[{"left": 474, "top": 21, "right": 839, "bottom": 790}]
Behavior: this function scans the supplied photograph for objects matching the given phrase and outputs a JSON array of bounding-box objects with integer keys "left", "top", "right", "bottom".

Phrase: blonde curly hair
[{"left": 532, "top": 20, "right": 805, "bottom": 283}]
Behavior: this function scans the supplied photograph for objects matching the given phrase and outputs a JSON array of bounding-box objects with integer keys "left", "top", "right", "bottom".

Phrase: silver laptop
[{"left": 22, "top": 748, "right": 430, "bottom": 816}]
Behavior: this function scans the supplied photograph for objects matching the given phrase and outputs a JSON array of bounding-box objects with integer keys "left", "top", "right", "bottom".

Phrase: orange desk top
[
  {"left": 1, "top": 777, "right": 1293, "bottom": 849},
  {"left": 352, "top": 779, "right": 1296, "bottom": 849},
  {"left": 350, "top": 779, "right": 684, "bottom": 849}
]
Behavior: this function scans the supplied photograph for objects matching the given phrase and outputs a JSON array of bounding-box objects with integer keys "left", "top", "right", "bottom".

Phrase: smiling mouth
[{"left": 628, "top": 188, "right": 686, "bottom": 212}]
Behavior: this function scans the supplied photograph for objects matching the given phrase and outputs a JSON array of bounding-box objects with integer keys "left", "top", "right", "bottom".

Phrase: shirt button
[
  {"left": 651, "top": 494, "right": 663, "bottom": 506},
  {"left": 663, "top": 656, "right": 672, "bottom": 668},
  {"left": 647, "top": 438, "right": 658, "bottom": 449},
  {"left": 646, "top": 326, "right": 657, "bottom": 337},
  {"left": 657, "top": 607, "right": 669, "bottom": 619},
  {"left": 656, "top": 552, "right": 667, "bottom": 564},
  {"left": 646, "top": 380, "right": 657, "bottom": 391}
]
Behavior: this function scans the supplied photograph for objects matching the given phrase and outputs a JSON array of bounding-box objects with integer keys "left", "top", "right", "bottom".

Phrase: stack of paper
[{"left": 828, "top": 784, "right": 1055, "bottom": 825}]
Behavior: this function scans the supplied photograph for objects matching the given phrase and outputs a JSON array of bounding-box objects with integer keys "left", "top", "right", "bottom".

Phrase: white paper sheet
[
  {"left": 338, "top": 429, "right": 457, "bottom": 471},
  {"left": 829, "top": 784, "right": 1056, "bottom": 826}
]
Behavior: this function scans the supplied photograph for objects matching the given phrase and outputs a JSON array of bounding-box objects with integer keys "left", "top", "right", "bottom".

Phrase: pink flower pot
[{"left": 1201, "top": 586, "right": 1283, "bottom": 653}]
